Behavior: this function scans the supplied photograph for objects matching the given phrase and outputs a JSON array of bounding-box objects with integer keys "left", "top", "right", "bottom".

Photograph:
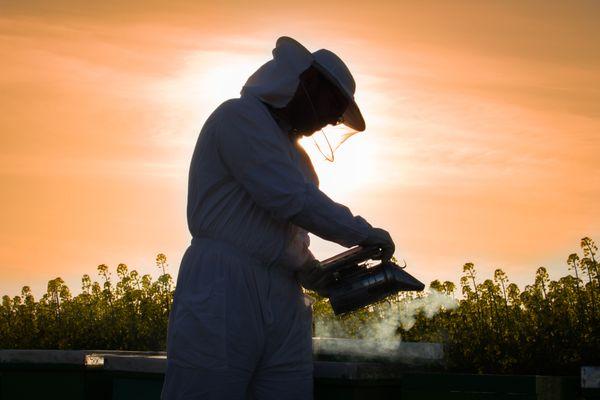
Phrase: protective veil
[{"left": 162, "top": 37, "right": 372, "bottom": 400}]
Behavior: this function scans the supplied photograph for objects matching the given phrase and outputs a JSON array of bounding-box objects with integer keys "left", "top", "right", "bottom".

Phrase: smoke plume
[{"left": 313, "top": 290, "right": 457, "bottom": 358}]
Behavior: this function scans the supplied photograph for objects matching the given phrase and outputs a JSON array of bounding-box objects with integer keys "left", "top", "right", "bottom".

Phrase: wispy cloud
[{"left": 1, "top": 2, "right": 599, "bottom": 296}]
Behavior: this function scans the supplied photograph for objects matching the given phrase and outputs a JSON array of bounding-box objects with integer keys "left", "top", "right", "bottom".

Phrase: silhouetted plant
[{"left": 1, "top": 239, "right": 598, "bottom": 375}]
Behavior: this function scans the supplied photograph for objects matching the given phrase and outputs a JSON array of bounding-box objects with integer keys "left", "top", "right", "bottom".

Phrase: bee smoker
[{"left": 320, "top": 246, "right": 425, "bottom": 315}]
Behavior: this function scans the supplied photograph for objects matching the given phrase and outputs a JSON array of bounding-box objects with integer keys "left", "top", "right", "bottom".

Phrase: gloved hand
[
  {"left": 296, "top": 259, "right": 331, "bottom": 297},
  {"left": 360, "top": 227, "right": 395, "bottom": 261}
]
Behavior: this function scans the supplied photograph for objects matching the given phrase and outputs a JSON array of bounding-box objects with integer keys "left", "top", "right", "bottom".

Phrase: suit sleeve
[{"left": 215, "top": 101, "right": 371, "bottom": 247}]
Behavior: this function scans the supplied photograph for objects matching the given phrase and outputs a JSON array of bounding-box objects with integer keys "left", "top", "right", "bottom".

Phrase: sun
[
  {"left": 149, "top": 47, "right": 381, "bottom": 199},
  {"left": 300, "top": 130, "right": 377, "bottom": 199}
]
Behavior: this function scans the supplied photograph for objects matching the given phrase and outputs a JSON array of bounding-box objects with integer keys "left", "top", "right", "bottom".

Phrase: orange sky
[{"left": 1, "top": 1, "right": 599, "bottom": 297}]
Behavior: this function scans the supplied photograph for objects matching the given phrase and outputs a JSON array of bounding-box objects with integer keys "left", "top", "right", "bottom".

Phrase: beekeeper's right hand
[{"left": 360, "top": 227, "right": 395, "bottom": 261}]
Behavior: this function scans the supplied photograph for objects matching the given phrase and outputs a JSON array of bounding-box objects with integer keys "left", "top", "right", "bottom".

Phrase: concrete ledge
[
  {"left": 0, "top": 340, "right": 443, "bottom": 370},
  {"left": 312, "top": 338, "right": 443, "bottom": 365},
  {"left": 103, "top": 355, "right": 167, "bottom": 374},
  {"left": 0, "top": 350, "right": 87, "bottom": 365},
  {"left": 85, "top": 351, "right": 166, "bottom": 367}
]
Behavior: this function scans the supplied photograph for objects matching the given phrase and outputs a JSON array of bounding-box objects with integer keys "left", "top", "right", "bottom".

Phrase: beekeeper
[{"left": 162, "top": 36, "right": 395, "bottom": 400}]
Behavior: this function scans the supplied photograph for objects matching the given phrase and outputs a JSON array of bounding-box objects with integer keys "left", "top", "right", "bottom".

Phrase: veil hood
[{"left": 241, "top": 37, "right": 313, "bottom": 108}]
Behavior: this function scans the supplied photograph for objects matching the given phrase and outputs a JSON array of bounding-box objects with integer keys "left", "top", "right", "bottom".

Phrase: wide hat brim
[{"left": 276, "top": 37, "right": 366, "bottom": 132}]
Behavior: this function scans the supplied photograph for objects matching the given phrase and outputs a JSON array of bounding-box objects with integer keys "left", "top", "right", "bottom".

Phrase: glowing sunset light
[{"left": 0, "top": 2, "right": 598, "bottom": 297}]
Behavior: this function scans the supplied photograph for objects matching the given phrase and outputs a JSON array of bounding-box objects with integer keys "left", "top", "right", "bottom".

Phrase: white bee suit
[{"left": 162, "top": 37, "right": 371, "bottom": 400}]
